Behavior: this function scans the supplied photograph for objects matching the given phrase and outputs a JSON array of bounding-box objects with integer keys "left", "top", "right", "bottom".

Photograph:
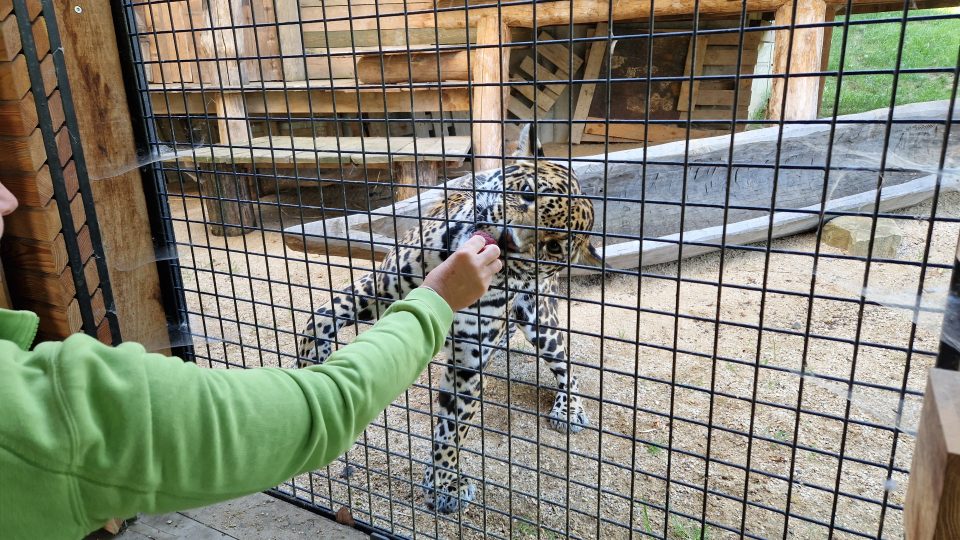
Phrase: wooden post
[
  {"left": 817, "top": 6, "right": 836, "bottom": 114},
  {"left": 196, "top": 0, "right": 256, "bottom": 236},
  {"left": 52, "top": 2, "right": 170, "bottom": 351},
  {"left": 905, "top": 368, "right": 960, "bottom": 539},
  {"left": 199, "top": 164, "right": 256, "bottom": 237},
  {"left": 767, "top": 0, "right": 828, "bottom": 121},
  {"left": 394, "top": 161, "right": 439, "bottom": 201},
  {"left": 471, "top": 16, "right": 509, "bottom": 173}
]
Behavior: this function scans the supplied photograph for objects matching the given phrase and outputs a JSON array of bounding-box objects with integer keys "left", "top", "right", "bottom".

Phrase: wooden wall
[{"left": 0, "top": 1, "right": 111, "bottom": 343}]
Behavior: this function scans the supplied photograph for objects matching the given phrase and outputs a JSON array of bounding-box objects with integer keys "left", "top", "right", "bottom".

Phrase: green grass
[
  {"left": 670, "top": 517, "right": 710, "bottom": 540},
  {"left": 820, "top": 8, "right": 960, "bottom": 116}
]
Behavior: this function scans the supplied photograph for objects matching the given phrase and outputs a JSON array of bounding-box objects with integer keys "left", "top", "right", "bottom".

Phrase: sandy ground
[{"left": 161, "top": 177, "right": 960, "bottom": 540}]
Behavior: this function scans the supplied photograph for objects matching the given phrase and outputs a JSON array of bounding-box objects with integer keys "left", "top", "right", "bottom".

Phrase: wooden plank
[
  {"left": 0, "top": 127, "right": 40, "bottom": 172},
  {"left": 304, "top": 27, "right": 472, "bottom": 49},
  {"left": 507, "top": 95, "right": 535, "bottom": 120},
  {"left": 154, "top": 86, "right": 472, "bottom": 115},
  {"left": 276, "top": 0, "right": 306, "bottom": 80},
  {"left": 0, "top": 264, "right": 10, "bottom": 310},
  {"left": 165, "top": 135, "right": 472, "bottom": 167},
  {"left": 3, "top": 164, "right": 61, "bottom": 207},
  {"left": 583, "top": 120, "right": 716, "bottom": 143},
  {"left": 677, "top": 36, "right": 708, "bottom": 113},
  {"left": 0, "top": 14, "right": 21, "bottom": 62},
  {"left": 518, "top": 56, "right": 565, "bottom": 97},
  {"left": 471, "top": 17, "right": 508, "bottom": 172},
  {"left": 704, "top": 30, "right": 763, "bottom": 47},
  {"left": 696, "top": 89, "right": 737, "bottom": 107},
  {"left": 53, "top": 1, "right": 170, "bottom": 352},
  {"left": 905, "top": 368, "right": 960, "bottom": 540},
  {"left": 571, "top": 23, "right": 608, "bottom": 144},
  {"left": 0, "top": 54, "right": 29, "bottom": 100},
  {"left": 31, "top": 14, "right": 48, "bottom": 59},
  {"left": 4, "top": 197, "right": 61, "bottom": 242},
  {"left": 356, "top": 50, "right": 468, "bottom": 84},
  {"left": 0, "top": 226, "right": 91, "bottom": 277},
  {"left": 702, "top": 48, "right": 759, "bottom": 68},
  {"left": 768, "top": 0, "right": 828, "bottom": 121},
  {"left": 534, "top": 31, "right": 583, "bottom": 75}
]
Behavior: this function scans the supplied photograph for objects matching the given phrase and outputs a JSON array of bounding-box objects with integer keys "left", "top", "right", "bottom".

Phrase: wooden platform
[
  {"left": 150, "top": 78, "right": 472, "bottom": 115},
  {"left": 162, "top": 135, "right": 471, "bottom": 168}
]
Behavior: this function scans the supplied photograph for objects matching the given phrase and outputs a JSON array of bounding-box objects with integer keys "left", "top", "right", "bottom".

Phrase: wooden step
[{"left": 163, "top": 135, "right": 471, "bottom": 168}]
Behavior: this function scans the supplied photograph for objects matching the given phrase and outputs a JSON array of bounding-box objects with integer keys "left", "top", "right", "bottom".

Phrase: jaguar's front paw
[
  {"left": 421, "top": 467, "right": 477, "bottom": 513},
  {"left": 549, "top": 394, "right": 589, "bottom": 433}
]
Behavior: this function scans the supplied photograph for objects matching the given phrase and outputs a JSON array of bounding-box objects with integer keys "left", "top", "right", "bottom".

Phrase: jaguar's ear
[
  {"left": 577, "top": 240, "right": 607, "bottom": 269},
  {"left": 511, "top": 123, "right": 544, "bottom": 158}
]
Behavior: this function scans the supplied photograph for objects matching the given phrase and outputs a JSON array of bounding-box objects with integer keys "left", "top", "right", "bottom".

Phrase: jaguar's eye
[
  {"left": 545, "top": 240, "right": 563, "bottom": 255},
  {"left": 520, "top": 184, "right": 536, "bottom": 203}
]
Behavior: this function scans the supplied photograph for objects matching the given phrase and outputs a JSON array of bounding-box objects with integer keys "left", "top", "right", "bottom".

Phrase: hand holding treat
[{"left": 421, "top": 233, "right": 503, "bottom": 311}]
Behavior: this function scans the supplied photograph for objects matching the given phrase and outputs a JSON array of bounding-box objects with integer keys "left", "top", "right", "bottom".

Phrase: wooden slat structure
[{"left": 0, "top": 3, "right": 114, "bottom": 344}]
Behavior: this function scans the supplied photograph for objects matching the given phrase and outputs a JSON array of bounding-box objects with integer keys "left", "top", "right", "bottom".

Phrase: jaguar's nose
[{"left": 497, "top": 227, "right": 520, "bottom": 255}]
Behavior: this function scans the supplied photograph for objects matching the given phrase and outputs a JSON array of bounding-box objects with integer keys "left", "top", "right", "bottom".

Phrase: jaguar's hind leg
[{"left": 296, "top": 273, "right": 392, "bottom": 367}]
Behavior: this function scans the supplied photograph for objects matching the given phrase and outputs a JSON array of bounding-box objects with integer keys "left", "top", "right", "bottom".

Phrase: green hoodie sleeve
[{"left": 0, "top": 287, "right": 451, "bottom": 537}]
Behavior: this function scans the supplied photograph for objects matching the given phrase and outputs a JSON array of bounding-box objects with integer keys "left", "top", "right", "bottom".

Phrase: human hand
[{"left": 422, "top": 234, "right": 503, "bottom": 311}]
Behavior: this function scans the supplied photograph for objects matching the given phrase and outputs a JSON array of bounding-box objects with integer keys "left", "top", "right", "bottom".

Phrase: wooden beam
[
  {"left": 905, "top": 367, "right": 960, "bottom": 540},
  {"left": 356, "top": 50, "right": 469, "bottom": 84},
  {"left": 768, "top": 0, "right": 828, "bottom": 121},
  {"left": 471, "top": 17, "right": 509, "bottom": 172},
  {"left": 304, "top": 27, "right": 472, "bottom": 49},
  {"left": 1, "top": 225, "right": 91, "bottom": 277},
  {"left": 571, "top": 24, "right": 608, "bottom": 144},
  {"left": 275, "top": 0, "right": 306, "bottom": 81},
  {"left": 53, "top": 2, "right": 170, "bottom": 352},
  {"left": 678, "top": 36, "right": 708, "bottom": 113}
]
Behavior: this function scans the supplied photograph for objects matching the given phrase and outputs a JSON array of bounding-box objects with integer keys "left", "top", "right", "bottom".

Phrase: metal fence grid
[{"left": 116, "top": 0, "right": 959, "bottom": 538}]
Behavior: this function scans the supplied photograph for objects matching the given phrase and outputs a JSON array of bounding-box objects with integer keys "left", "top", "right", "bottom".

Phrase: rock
[{"left": 822, "top": 216, "right": 902, "bottom": 258}]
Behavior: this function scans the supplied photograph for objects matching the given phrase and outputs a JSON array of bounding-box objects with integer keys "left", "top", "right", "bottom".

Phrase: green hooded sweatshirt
[{"left": 0, "top": 287, "right": 452, "bottom": 539}]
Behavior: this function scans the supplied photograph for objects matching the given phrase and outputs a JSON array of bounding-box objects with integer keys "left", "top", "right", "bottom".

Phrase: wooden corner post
[
  {"left": 905, "top": 367, "right": 960, "bottom": 539},
  {"left": 51, "top": 2, "right": 170, "bottom": 352},
  {"left": 767, "top": 0, "right": 827, "bottom": 121},
  {"left": 471, "top": 16, "right": 510, "bottom": 173}
]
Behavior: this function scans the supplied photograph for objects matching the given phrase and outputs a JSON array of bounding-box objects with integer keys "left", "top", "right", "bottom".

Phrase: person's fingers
[
  {"left": 479, "top": 243, "right": 501, "bottom": 262},
  {"left": 461, "top": 235, "right": 486, "bottom": 253},
  {"left": 491, "top": 259, "right": 504, "bottom": 274}
]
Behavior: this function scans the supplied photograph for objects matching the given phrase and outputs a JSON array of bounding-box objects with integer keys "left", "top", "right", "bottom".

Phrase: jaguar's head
[{"left": 473, "top": 124, "right": 603, "bottom": 277}]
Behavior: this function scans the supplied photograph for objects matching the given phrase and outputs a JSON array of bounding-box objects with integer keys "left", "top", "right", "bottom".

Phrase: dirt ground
[{"left": 162, "top": 178, "right": 960, "bottom": 540}]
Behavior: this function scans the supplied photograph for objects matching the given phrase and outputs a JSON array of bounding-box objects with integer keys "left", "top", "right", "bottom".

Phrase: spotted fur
[{"left": 295, "top": 125, "right": 602, "bottom": 513}]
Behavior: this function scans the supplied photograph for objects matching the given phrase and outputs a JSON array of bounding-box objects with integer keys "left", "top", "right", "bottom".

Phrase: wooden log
[
  {"left": 768, "top": 0, "right": 828, "bottom": 121},
  {"left": 283, "top": 101, "right": 958, "bottom": 268},
  {"left": 571, "top": 24, "right": 608, "bottom": 144},
  {"left": 471, "top": 16, "right": 509, "bottom": 172},
  {"left": 905, "top": 368, "right": 960, "bottom": 540},
  {"left": 198, "top": 165, "right": 257, "bottom": 237},
  {"left": 394, "top": 161, "right": 439, "bottom": 202},
  {"left": 356, "top": 50, "right": 468, "bottom": 84},
  {"left": 275, "top": 0, "right": 306, "bottom": 81},
  {"left": 53, "top": 1, "right": 169, "bottom": 352}
]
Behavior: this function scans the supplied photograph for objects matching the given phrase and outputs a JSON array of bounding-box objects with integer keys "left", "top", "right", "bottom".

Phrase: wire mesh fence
[{"left": 117, "top": 0, "right": 958, "bottom": 537}]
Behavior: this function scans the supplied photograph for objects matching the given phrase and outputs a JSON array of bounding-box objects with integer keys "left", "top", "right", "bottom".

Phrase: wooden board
[
  {"left": 54, "top": 1, "right": 170, "bottom": 352},
  {"left": 304, "top": 27, "right": 473, "bottom": 49},
  {"left": 905, "top": 368, "right": 960, "bottom": 540},
  {"left": 276, "top": 0, "right": 305, "bottom": 80},
  {"left": 0, "top": 225, "right": 91, "bottom": 277},
  {"left": 582, "top": 119, "right": 716, "bottom": 143},
  {"left": 164, "top": 135, "right": 472, "bottom": 167},
  {"left": 2, "top": 163, "right": 79, "bottom": 207},
  {"left": 571, "top": 24, "right": 608, "bottom": 144},
  {"left": 677, "top": 36, "right": 707, "bottom": 113},
  {"left": 356, "top": 50, "right": 468, "bottom": 84}
]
